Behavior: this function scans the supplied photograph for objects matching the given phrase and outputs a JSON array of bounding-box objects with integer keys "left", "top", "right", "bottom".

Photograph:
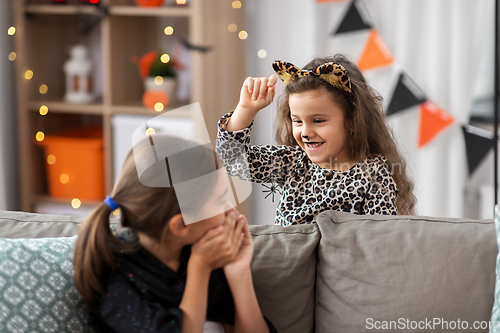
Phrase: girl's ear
[{"left": 166, "top": 213, "right": 189, "bottom": 238}]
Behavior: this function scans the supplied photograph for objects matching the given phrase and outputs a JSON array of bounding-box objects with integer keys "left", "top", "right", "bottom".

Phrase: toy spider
[{"left": 262, "top": 182, "right": 282, "bottom": 202}]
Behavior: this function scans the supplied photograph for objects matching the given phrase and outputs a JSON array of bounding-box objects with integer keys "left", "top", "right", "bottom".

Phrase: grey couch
[{"left": 0, "top": 209, "right": 497, "bottom": 333}]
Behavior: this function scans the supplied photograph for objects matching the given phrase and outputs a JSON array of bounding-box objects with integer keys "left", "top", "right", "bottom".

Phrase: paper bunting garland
[
  {"left": 333, "top": 0, "right": 372, "bottom": 35},
  {"left": 418, "top": 101, "right": 454, "bottom": 148},
  {"left": 326, "top": 0, "right": 495, "bottom": 174},
  {"left": 357, "top": 29, "right": 394, "bottom": 71},
  {"left": 387, "top": 73, "right": 426, "bottom": 116},
  {"left": 462, "top": 125, "right": 495, "bottom": 176}
]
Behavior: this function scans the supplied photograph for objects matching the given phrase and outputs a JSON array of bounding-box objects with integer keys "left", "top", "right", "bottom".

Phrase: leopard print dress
[{"left": 216, "top": 112, "right": 398, "bottom": 226}]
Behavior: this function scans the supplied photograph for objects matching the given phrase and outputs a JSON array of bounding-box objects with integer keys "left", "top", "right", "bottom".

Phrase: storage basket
[{"left": 36, "top": 126, "right": 104, "bottom": 200}]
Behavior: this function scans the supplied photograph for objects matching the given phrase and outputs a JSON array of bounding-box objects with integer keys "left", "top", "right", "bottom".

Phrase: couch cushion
[
  {"left": 0, "top": 210, "right": 120, "bottom": 238},
  {"left": 489, "top": 207, "right": 500, "bottom": 332},
  {"left": 249, "top": 223, "right": 319, "bottom": 333},
  {"left": 315, "top": 211, "right": 497, "bottom": 333},
  {"left": 0, "top": 236, "right": 95, "bottom": 333}
]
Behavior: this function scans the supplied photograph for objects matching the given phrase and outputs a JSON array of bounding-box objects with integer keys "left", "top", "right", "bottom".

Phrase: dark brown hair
[
  {"left": 73, "top": 135, "right": 218, "bottom": 309},
  {"left": 275, "top": 54, "right": 416, "bottom": 215}
]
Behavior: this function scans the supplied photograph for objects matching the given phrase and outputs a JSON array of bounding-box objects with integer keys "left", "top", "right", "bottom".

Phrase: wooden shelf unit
[{"left": 13, "top": 0, "right": 246, "bottom": 214}]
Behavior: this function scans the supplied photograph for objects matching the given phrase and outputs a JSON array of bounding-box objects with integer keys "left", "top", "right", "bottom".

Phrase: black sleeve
[
  {"left": 264, "top": 316, "right": 278, "bottom": 333},
  {"left": 97, "top": 274, "right": 183, "bottom": 333}
]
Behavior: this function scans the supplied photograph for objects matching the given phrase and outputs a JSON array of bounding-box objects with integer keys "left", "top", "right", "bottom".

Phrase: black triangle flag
[
  {"left": 333, "top": 0, "right": 372, "bottom": 35},
  {"left": 387, "top": 73, "right": 427, "bottom": 116},
  {"left": 462, "top": 125, "right": 495, "bottom": 176}
]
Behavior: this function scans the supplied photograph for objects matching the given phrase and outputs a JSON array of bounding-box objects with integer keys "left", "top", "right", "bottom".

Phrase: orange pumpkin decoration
[
  {"left": 135, "top": 50, "right": 158, "bottom": 80},
  {"left": 134, "top": 0, "right": 164, "bottom": 7},
  {"left": 142, "top": 90, "right": 170, "bottom": 111}
]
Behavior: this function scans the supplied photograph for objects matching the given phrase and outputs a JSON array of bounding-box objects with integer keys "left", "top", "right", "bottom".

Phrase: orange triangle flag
[
  {"left": 418, "top": 101, "right": 454, "bottom": 148},
  {"left": 358, "top": 29, "right": 394, "bottom": 71}
]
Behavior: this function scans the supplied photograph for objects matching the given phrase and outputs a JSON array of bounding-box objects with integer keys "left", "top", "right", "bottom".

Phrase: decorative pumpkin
[
  {"left": 142, "top": 90, "right": 170, "bottom": 111},
  {"left": 134, "top": 0, "right": 164, "bottom": 7},
  {"left": 136, "top": 51, "right": 158, "bottom": 80}
]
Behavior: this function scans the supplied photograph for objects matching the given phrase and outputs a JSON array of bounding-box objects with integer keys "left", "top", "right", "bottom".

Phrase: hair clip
[{"left": 272, "top": 60, "right": 352, "bottom": 95}]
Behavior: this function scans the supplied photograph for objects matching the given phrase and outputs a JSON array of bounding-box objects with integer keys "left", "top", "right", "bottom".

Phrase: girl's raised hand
[
  {"left": 237, "top": 75, "right": 277, "bottom": 114},
  {"left": 190, "top": 209, "right": 245, "bottom": 271},
  {"left": 224, "top": 75, "right": 277, "bottom": 131}
]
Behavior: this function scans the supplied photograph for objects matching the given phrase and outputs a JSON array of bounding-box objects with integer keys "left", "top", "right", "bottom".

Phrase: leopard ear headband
[{"left": 272, "top": 60, "right": 353, "bottom": 95}]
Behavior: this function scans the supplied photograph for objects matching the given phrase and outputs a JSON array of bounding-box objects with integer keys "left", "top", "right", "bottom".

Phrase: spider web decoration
[
  {"left": 262, "top": 182, "right": 282, "bottom": 203},
  {"left": 80, "top": 3, "right": 109, "bottom": 37},
  {"left": 262, "top": 142, "right": 283, "bottom": 203}
]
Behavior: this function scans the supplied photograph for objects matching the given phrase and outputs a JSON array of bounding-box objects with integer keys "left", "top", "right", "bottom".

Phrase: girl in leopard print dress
[{"left": 216, "top": 55, "right": 416, "bottom": 226}]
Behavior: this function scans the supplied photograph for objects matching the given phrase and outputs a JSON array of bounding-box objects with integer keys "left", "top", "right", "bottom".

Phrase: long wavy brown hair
[
  {"left": 73, "top": 136, "right": 219, "bottom": 309},
  {"left": 275, "top": 54, "right": 416, "bottom": 215}
]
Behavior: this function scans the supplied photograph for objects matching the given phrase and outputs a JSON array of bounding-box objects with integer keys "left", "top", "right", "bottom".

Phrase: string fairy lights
[
  {"left": 39, "top": 84, "right": 48, "bottom": 94},
  {"left": 228, "top": 1, "right": 249, "bottom": 42},
  {"left": 238, "top": 30, "right": 248, "bottom": 40},
  {"left": 154, "top": 76, "right": 164, "bottom": 85},
  {"left": 8, "top": 26, "right": 16, "bottom": 62},
  {"left": 164, "top": 26, "right": 174, "bottom": 35},
  {"left": 39, "top": 105, "right": 48, "bottom": 116},
  {"left": 24, "top": 70, "right": 33, "bottom": 80},
  {"left": 35, "top": 131, "right": 45, "bottom": 142},
  {"left": 60, "top": 173, "right": 69, "bottom": 185},
  {"left": 160, "top": 53, "right": 170, "bottom": 63},
  {"left": 47, "top": 154, "right": 56, "bottom": 165},
  {"left": 71, "top": 198, "right": 81, "bottom": 209},
  {"left": 154, "top": 102, "right": 164, "bottom": 112}
]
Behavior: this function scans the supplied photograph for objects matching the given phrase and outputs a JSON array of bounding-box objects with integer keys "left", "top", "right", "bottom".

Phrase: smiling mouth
[{"left": 304, "top": 142, "right": 324, "bottom": 149}]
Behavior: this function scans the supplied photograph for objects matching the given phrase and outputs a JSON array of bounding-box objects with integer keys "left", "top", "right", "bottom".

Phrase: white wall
[
  {"left": 0, "top": 1, "right": 18, "bottom": 210},
  {"left": 244, "top": 0, "right": 317, "bottom": 224}
]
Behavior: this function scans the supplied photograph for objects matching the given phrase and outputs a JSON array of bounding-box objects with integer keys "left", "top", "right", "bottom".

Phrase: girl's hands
[
  {"left": 236, "top": 75, "right": 277, "bottom": 115},
  {"left": 223, "top": 214, "right": 254, "bottom": 277},
  {"left": 190, "top": 209, "right": 245, "bottom": 271}
]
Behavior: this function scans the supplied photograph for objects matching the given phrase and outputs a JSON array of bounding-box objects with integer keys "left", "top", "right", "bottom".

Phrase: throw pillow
[
  {"left": 0, "top": 236, "right": 94, "bottom": 333},
  {"left": 315, "top": 211, "right": 496, "bottom": 333},
  {"left": 249, "top": 223, "right": 320, "bottom": 333}
]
